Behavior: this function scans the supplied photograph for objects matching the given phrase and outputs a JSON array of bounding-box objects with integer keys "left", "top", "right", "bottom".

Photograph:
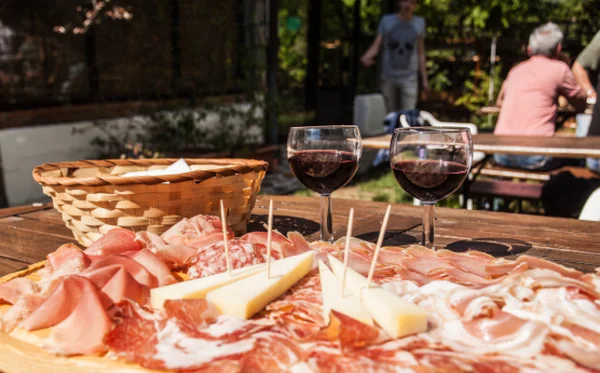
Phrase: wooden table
[
  {"left": 363, "top": 133, "right": 600, "bottom": 158},
  {"left": 0, "top": 195, "right": 599, "bottom": 275},
  {"left": 480, "top": 105, "right": 592, "bottom": 115}
]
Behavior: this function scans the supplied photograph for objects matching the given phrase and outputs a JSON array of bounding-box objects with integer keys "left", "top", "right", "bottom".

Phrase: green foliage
[{"left": 455, "top": 64, "right": 503, "bottom": 130}]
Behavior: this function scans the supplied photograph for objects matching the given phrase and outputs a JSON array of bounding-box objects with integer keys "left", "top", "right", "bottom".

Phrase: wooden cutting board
[{"left": 0, "top": 263, "right": 163, "bottom": 373}]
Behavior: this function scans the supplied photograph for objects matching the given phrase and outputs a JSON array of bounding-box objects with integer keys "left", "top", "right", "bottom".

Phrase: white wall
[{"left": 0, "top": 104, "right": 264, "bottom": 206}]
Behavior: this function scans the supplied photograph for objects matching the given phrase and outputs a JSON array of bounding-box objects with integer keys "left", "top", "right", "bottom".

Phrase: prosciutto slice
[
  {"left": 85, "top": 229, "right": 142, "bottom": 257},
  {"left": 135, "top": 231, "right": 198, "bottom": 269},
  {"left": 46, "top": 244, "right": 90, "bottom": 276},
  {"left": 123, "top": 249, "right": 177, "bottom": 286},
  {"left": 20, "top": 276, "right": 112, "bottom": 331},
  {"left": 86, "top": 255, "right": 158, "bottom": 289},
  {"left": 81, "top": 264, "right": 150, "bottom": 305},
  {"left": 0, "top": 278, "right": 38, "bottom": 304}
]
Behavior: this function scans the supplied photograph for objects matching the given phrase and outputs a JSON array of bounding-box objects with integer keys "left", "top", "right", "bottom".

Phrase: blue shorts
[{"left": 493, "top": 154, "right": 551, "bottom": 170}]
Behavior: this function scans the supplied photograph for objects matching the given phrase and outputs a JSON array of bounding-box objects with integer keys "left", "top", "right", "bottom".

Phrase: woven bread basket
[{"left": 32, "top": 158, "right": 268, "bottom": 247}]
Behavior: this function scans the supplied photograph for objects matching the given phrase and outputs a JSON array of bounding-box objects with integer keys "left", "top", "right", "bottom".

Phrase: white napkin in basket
[{"left": 122, "top": 158, "right": 192, "bottom": 178}]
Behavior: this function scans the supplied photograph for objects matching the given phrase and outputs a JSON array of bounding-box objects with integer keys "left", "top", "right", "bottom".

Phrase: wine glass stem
[
  {"left": 320, "top": 195, "right": 334, "bottom": 242},
  {"left": 422, "top": 202, "right": 435, "bottom": 250}
]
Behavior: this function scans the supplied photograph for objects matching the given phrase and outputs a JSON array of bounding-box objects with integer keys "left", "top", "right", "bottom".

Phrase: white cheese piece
[
  {"left": 318, "top": 260, "right": 373, "bottom": 326},
  {"left": 206, "top": 251, "right": 315, "bottom": 319},
  {"left": 150, "top": 262, "right": 266, "bottom": 309},
  {"left": 328, "top": 255, "right": 427, "bottom": 338}
]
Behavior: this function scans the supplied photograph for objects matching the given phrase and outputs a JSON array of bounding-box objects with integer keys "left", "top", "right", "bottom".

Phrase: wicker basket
[{"left": 32, "top": 158, "right": 268, "bottom": 247}]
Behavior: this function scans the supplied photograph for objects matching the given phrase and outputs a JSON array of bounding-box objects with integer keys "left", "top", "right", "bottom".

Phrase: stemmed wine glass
[
  {"left": 287, "top": 125, "right": 362, "bottom": 242},
  {"left": 390, "top": 127, "right": 473, "bottom": 249}
]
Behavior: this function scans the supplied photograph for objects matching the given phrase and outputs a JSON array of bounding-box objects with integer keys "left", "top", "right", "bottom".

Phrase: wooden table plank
[
  {"left": 363, "top": 133, "right": 600, "bottom": 158},
  {"left": 0, "top": 204, "right": 52, "bottom": 219},
  {"left": 0, "top": 195, "right": 598, "bottom": 277},
  {"left": 19, "top": 209, "right": 66, "bottom": 225},
  {"left": 0, "top": 257, "right": 30, "bottom": 275},
  {"left": 0, "top": 217, "right": 74, "bottom": 265}
]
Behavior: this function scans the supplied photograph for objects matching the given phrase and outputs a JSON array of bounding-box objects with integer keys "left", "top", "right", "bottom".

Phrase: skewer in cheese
[
  {"left": 366, "top": 204, "right": 391, "bottom": 288},
  {"left": 318, "top": 260, "right": 373, "bottom": 326},
  {"left": 206, "top": 251, "right": 315, "bottom": 319},
  {"left": 328, "top": 255, "right": 427, "bottom": 338},
  {"left": 220, "top": 200, "right": 232, "bottom": 276},
  {"left": 340, "top": 208, "right": 354, "bottom": 294},
  {"left": 267, "top": 199, "right": 273, "bottom": 278}
]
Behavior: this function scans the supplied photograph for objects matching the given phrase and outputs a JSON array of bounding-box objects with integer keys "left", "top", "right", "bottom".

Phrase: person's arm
[
  {"left": 572, "top": 61, "right": 596, "bottom": 99},
  {"left": 360, "top": 35, "right": 382, "bottom": 67},
  {"left": 560, "top": 68, "right": 587, "bottom": 113},
  {"left": 417, "top": 37, "right": 429, "bottom": 94},
  {"left": 573, "top": 30, "right": 600, "bottom": 99}
]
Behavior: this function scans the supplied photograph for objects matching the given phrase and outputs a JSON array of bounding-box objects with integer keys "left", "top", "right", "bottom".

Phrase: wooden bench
[
  {"left": 467, "top": 180, "right": 543, "bottom": 213},
  {"left": 479, "top": 165, "right": 600, "bottom": 182}
]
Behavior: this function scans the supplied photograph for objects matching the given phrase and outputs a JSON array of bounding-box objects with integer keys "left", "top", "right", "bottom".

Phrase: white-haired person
[{"left": 494, "top": 22, "right": 587, "bottom": 170}]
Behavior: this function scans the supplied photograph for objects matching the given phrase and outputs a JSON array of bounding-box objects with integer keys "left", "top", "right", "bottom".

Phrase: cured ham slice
[
  {"left": 326, "top": 310, "right": 389, "bottom": 351},
  {"left": 123, "top": 249, "right": 176, "bottom": 286},
  {"left": 45, "top": 243, "right": 90, "bottom": 276},
  {"left": 86, "top": 255, "right": 158, "bottom": 289},
  {"left": 516, "top": 255, "right": 584, "bottom": 279},
  {"left": 82, "top": 264, "right": 150, "bottom": 305},
  {"left": 186, "top": 239, "right": 269, "bottom": 279},
  {"left": 107, "top": 301, "right": 259, "bottom": 371},
  {"left": 163, "top": 299, "right": 218, "bottom": 333},
  {"left": 267, "top": 275, "right": 324, "bottom": 340},
  {"left": 241, "top": 231, "right": 290, "bottom": 258},
  {"left": 20, "top": 276, "right": 112, "bottom": 331},
  {"left": 162, "top": 216, "right": 234, "bottom": 249},
  {"left": 287, "top": 231, "right": 312, "bottom": 256},
  {"left": 0, "top": 293, "right": 46, "bottom": 332},
  {"left": 136, "top": 231, "right": 198, "bottom": 269},
  {"left": 47, "top": 278, "right": 112, "bottom": 355},
  {"left": 240, "top": 331, "right": 305, "bottom": 372},
  {"left": 0, "top": 277, "right": 38, "bottom": 304},
  {"left": 440, "top": 310, "right": 548, "bottom": 358},
  {"left": 436, "top": 249, "right": 519, "bottom": 278},
  {"left": 85, "top": 229, "right": 142, "bottom": 257},
  {"left": 554, "top": 323, "right": 600, "bottom": 369}
]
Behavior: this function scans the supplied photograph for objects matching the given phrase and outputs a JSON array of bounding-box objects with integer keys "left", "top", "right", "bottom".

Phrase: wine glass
[
  {"left": 389, "top": 127, "right": 473, "bottom": 249},
  {"left": 287, "top": 125, "right": 362, "bottom": 242}
]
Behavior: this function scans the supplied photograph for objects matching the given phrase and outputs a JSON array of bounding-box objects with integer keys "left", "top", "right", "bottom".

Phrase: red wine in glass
[
  {"left": 389, "top": 127, "right": 473, "bottom": 250},
  {"left": 287, "top": 125, "right": 362, "bottom": 242},
  {"left": 392, "top": 160, "right": 469, "bottom": 203},
  {"left": 288, "top": 150, "right": 359, "bottom": 195}
]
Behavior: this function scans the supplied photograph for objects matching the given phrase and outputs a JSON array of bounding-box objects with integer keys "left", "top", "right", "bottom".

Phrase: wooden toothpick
[
  {"left": 220, "top": 200, "right": 232, "bottom": 276},
  {"left": 366, "top": 205, "right": 392, "bottom": 289},
  {"left": 340, "top": 208, "right": 355, "bottom": 295},
  {"left": 267, "top": 199, "right": 274, "bottom": 279}
]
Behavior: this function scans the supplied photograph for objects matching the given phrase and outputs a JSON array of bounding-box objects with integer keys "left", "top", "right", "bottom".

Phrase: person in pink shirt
[{"left": 494, "top": 22, "right": 587, "bottom": 170}]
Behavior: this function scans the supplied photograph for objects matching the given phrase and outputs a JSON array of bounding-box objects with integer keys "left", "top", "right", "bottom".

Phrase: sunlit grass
[{"left": 293, "top": 169, "right": 462, "bottom": 208}]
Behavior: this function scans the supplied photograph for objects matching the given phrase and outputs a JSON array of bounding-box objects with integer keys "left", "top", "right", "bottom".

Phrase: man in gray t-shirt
[{"left": 361, "top": 0, "right": 428, "bottom": 112}]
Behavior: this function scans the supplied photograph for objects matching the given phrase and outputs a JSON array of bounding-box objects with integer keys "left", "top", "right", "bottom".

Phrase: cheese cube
[
  {"left": 328, "top": 255, "right": 427, "bottom": 338},
  {"left": 318, "top": 260, "right": 373, "bottom": 326},
  {"left": 150, "top": 262, "right": 266, "bottom": 309},
  {"left": 206, "top": 251, "right": 315, "bottom": 319}
]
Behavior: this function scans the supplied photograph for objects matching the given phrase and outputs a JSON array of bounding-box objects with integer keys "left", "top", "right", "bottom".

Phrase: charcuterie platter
[{"left": 1, "top": 203, "right": 599, "bottom": 373}]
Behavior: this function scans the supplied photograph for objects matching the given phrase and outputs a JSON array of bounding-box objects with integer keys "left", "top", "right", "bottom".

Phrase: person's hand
[
  {"left": 586, "top": 87, "right": 597, "bottom": 99},
  {"left": 360, "top": 55, "right": 375, "bottom": 67}
]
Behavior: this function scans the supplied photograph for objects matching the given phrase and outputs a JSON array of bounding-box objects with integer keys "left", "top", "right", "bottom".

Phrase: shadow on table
[
  {"left": 445, "top": 238, "right": 532, "bottom": 257},
  {"left": 356, "top": 230, "right": 418, "bottom": 246},
  {"left": 248, "top": 214, "right": 320, "bottom": 236}
]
